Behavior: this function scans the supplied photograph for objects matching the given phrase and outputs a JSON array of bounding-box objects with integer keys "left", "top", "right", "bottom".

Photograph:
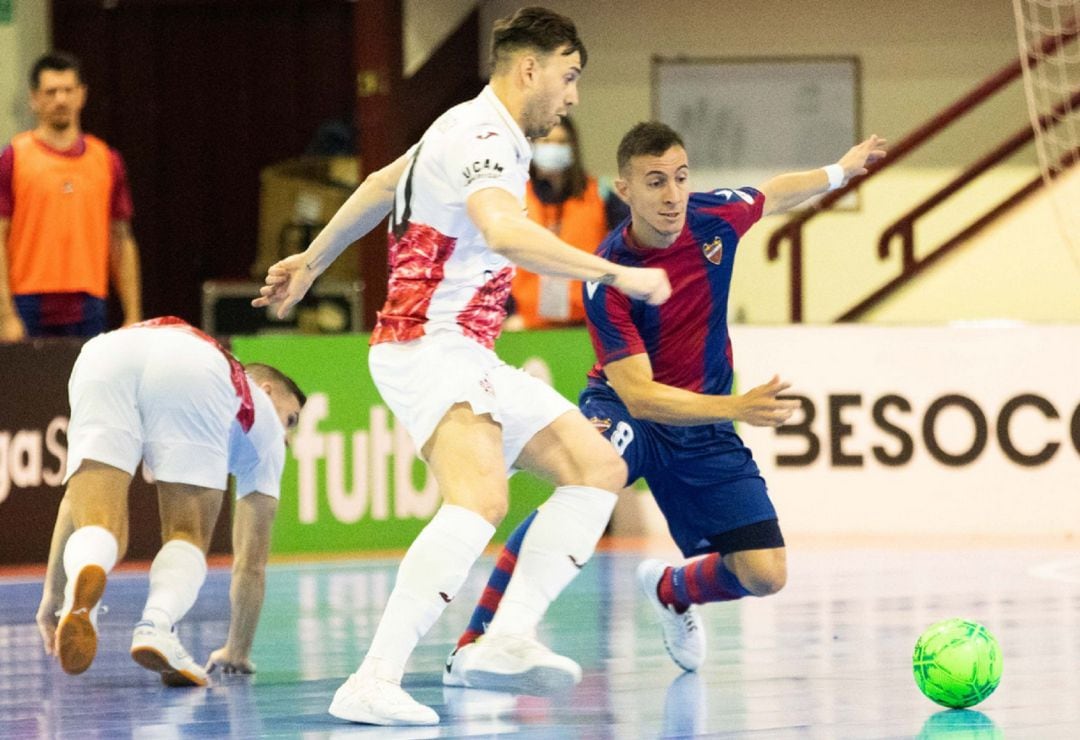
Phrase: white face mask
[{"left": 532, "top": 142, "right": 574, "bottom": 172}]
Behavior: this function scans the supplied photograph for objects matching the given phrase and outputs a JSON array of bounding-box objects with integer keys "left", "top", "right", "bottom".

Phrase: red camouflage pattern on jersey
[
  {"left": 371, "top": 222, "right": 458, "bottom": 346},
  {"left": 457, "top": 265, "right": 512, "bottom": 349}
]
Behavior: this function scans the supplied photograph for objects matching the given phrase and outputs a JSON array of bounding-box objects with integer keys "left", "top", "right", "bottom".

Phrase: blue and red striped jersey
[{"left": 584, "top": 187, "right": 764, "bottom": 395}]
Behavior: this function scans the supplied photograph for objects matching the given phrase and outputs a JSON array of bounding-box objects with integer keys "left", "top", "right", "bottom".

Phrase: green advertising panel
[{"left": 231, "top": 329, "right": 598, "bottom": 555}]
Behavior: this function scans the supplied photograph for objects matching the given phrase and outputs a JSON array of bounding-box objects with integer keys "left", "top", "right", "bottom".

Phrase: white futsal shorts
[
  {"left": 65, "top": 327, "right": 241, "bottom": 490},
  {"left": 368, "top": 332, "right": 575, "bottom": 472}
]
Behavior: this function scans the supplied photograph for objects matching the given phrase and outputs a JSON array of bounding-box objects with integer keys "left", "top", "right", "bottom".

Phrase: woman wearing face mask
[{"left": 506, "top": 117, "right": 629, "bottom": 330}]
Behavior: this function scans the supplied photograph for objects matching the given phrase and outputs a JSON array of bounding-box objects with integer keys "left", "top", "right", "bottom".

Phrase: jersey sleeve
[
  {"left": 109, "top": 149, "right": 134, "bottom": 221},
  {"left": 0, "top": 144, "right": 14, "bottom": 218},
  {"left": 443, "top": 123, "right": 521, "bottom": 200},
  {"left": 583, "top": 280, "right": 646, "bottom": 366},
  {"left": 696, "top": 187, "right": 764, "bottom": 237},
  {"left": 234, "top": 437, "right": 284, "bottom": 500}
]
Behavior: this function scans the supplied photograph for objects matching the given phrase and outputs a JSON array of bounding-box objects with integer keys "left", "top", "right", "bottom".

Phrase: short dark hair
[
  {"left": 30, "top": 52, "right": 83, "bottom": 90},
  {"left": 616, "top": 121, "right": 686, "bottom": 175},
  {"left": 490, "top": 6, "right": 587, "bottom": 73},
  {"left": 245, "top": 362, "right": 307, "bottom": 408}
]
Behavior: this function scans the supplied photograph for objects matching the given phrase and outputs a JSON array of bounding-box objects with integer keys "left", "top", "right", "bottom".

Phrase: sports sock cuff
[
  {"left": 434, "top": 504, "right": 497, "bottom": 553},
  {"left": 63, "top": 525, "right": 120, "bottom": 577},
  {"left": 159, "top": 538, "right": 208, "bottom": 577},
  {"left": 546, "top": 485, "right": 618, "bottom": 528}
]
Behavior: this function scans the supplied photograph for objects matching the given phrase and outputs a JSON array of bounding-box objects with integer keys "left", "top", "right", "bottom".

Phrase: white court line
[{"left": 1028, "top": 557, "right": 1080, "bottom": 584}]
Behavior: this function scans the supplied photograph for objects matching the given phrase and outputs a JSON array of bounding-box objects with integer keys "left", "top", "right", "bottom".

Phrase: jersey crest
[{"left": 702, "top": 235, "right": 724, "bottom": 265}]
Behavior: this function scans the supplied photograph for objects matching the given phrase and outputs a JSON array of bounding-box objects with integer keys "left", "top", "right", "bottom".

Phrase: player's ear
[
  {"left": 518, "top": 52, "right": 540, "bottom": 86},
  {"left": 614, "top": 177, "right": 630, "bottom": 203}
]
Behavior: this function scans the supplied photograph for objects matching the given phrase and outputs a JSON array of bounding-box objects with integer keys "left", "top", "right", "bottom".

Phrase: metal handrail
[
  {"left": 765, "top": 22, "right": 1079, "bottom": 322},
  {"left": 878, "top": 86, "right": 1080, "bottom": 272},
  {"left": 837, "top": 146, "right": 1079, "bottom": 322}
]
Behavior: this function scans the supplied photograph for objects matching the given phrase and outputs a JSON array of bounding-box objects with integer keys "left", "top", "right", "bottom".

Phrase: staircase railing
[
  {"left": 837, "top": 90, "right": 1080, "bottom": 321},
  {"left": 765, "top": 23, "right": 1079, "bottom": 323}
]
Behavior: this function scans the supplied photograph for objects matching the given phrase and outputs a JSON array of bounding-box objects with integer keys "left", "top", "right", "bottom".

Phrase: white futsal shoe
[
  {"left": 637, "top": 559, "right": 706, "bottom": 672},
  {"left": 328, "top": 672, "right": 439, "bottom": 726},
  {"left": 459, "top": 633, "right": 582, "bottom": 694},
  {"left": 56, "top": 564, "right": 108, "bottom": 675},
  {"left": 130, "top": 621, "right": 209, "bottom": 687}
]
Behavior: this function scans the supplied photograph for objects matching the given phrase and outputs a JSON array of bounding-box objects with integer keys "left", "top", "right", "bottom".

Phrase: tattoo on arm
[{"left": 599, "top": 273, "right": 617, "bottom": 285}]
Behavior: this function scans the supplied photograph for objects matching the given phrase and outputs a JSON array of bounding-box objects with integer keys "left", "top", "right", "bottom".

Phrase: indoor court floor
[{"left": 2, "top": 541, "right": 1079, "bottom": 738}]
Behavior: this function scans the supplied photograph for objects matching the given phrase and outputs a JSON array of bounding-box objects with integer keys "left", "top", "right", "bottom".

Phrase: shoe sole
[
  {"left": 130, "top": 645, "right": 208, "bottom": 687},
  {"left": 461, "top": 665, "right": 580, "bottom": 695},
  {"left": 57, "top": 565, "right": 107, "bottom": 675},
  {"left": 328, "top": 699, "right": 439, "bottom": 726}
]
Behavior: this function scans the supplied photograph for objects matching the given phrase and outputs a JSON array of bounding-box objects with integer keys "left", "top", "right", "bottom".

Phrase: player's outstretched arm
[
  {"left": 252, "top": 151, "right": 412, "bottom": 318},
  {"left": 467, "top": 187, "right": 671, "bottom": 306},
  {"left": 36, "top": 493, "right": 76, "bottom": 655},
  {"left": 205, "top": 492, "right": 278, "bottom": 675},
  {"left": 605, "top": 354, "right": 800, "bottom": 427},
  {"left": 759, "top": 134, "right": 887, "bottom": 216}
]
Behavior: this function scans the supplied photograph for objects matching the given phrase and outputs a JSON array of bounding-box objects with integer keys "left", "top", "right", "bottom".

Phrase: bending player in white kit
[
  {"left": 34, "top": 317, "right": 305, "bottom": 686},
  {"left": 254, "top": 6, "right": 670, "bottom": 727}
]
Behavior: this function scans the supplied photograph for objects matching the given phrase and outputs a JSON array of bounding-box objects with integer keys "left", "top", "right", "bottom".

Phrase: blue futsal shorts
[
  {"left": 579, "top": 381, "right": 784, "bottom": 558},
  {"left": 15, "top": 292, "right": 107, "bottom": 338}
]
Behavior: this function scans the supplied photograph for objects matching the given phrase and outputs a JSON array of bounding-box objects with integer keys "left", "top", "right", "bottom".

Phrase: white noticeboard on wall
[{"left": 652, "top": 57, "right": 860, "bottom": 206}]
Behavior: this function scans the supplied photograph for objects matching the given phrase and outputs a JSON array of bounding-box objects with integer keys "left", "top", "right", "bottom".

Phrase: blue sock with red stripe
[
  {"left": 455, "top": 509, "right": 538, "bottom": 650},
  {"left": 657, "top": 553, "right": 751, "bottom": 613}
]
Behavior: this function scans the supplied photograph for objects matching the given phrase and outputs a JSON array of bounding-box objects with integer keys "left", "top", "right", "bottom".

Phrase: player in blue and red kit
[{"left": 446, "top": 122, "right": 887, "bottom": 686}]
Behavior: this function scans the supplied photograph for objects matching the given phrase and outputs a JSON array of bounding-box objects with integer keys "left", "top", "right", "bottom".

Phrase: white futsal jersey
[{"left": 371, "top": 86, "right": 531, "bottom": 350}]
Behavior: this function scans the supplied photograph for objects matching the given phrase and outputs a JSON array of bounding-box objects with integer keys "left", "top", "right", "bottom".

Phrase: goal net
[{"left": 1012, "top": 0, "right": 1080, "bottom": 261}]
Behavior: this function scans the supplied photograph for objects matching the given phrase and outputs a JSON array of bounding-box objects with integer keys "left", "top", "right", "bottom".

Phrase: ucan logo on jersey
[
  {"left": 702, "top": 236, "right": 724, "bottom": 265},
  {"left": 462, "top": 158, "right": 505, "bottom": 186}
]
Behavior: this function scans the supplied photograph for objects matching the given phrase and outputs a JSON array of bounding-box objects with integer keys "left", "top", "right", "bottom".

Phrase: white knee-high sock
[
  {"left": 486, "top": 485, "right": 617, "bottom": 638},
  {"left": 62, "top": 525, "right": 119, "bottom": 608},
  {"left": 141, "top": 539, "right": 207, "bottom": 630},
  {"left": 360, "top": 504, "right": 494, "bottom": 683}
]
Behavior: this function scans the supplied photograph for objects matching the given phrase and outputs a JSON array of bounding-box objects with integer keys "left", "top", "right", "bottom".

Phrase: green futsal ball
[{"left": 912, "top": 618, "right": 1002, "bottom": 709}]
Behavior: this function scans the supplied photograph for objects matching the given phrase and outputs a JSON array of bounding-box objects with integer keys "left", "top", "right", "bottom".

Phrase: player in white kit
[
  {"left": 253, "top": 6, "right": 670, "bottom": 727},
  {"left": 34, "top": 317, "right": 305, "bottom": 686}
]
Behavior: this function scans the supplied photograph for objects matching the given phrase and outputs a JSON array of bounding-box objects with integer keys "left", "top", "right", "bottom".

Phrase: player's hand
[
  {"left": 251, "top": 253, "right": 318, "bottom": 319},
  {"left": 838, "top": 134, "right": 888, "bottom": 182},
  {"left": 615, "top": 267, "right": 671, "bottom": 306},
  {"left": 36, "top": 597, "right": 60, "bottom": 656},
  {"left": 0, "top": 312, "right": 26, "bottom": 343},
  {"left": 735, "top": 375, "right": 801, "bottom": 427},
  {"left": 502, "top": 314, "right": 527, "bottom": 332},
  {"left": 205, "top": 646, "right": 256, "bottom": 675}
]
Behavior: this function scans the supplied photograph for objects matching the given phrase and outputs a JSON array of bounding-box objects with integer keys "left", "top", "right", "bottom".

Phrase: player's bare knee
[
  {"left": 744, "top": 567, "right": 787, "bottom": 596},
  {"left": 456, "top": 497, "right": 507, "bottom": 526},
  {"left": 480, "top": 499, "right": 508, "bottom": 526},
  {"left": 577, "top": 449, "right": 627, "bottom": 492}
]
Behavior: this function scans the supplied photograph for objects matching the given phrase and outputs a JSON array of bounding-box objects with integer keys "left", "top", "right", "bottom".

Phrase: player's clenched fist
[{"left": 615, "top": 267, "right": 671, "bottom": 306}]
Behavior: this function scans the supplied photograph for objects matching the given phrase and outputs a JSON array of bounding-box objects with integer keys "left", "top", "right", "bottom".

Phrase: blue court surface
[{"left": 2, "top": 542, "right": 1079, "bottom": 738}]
